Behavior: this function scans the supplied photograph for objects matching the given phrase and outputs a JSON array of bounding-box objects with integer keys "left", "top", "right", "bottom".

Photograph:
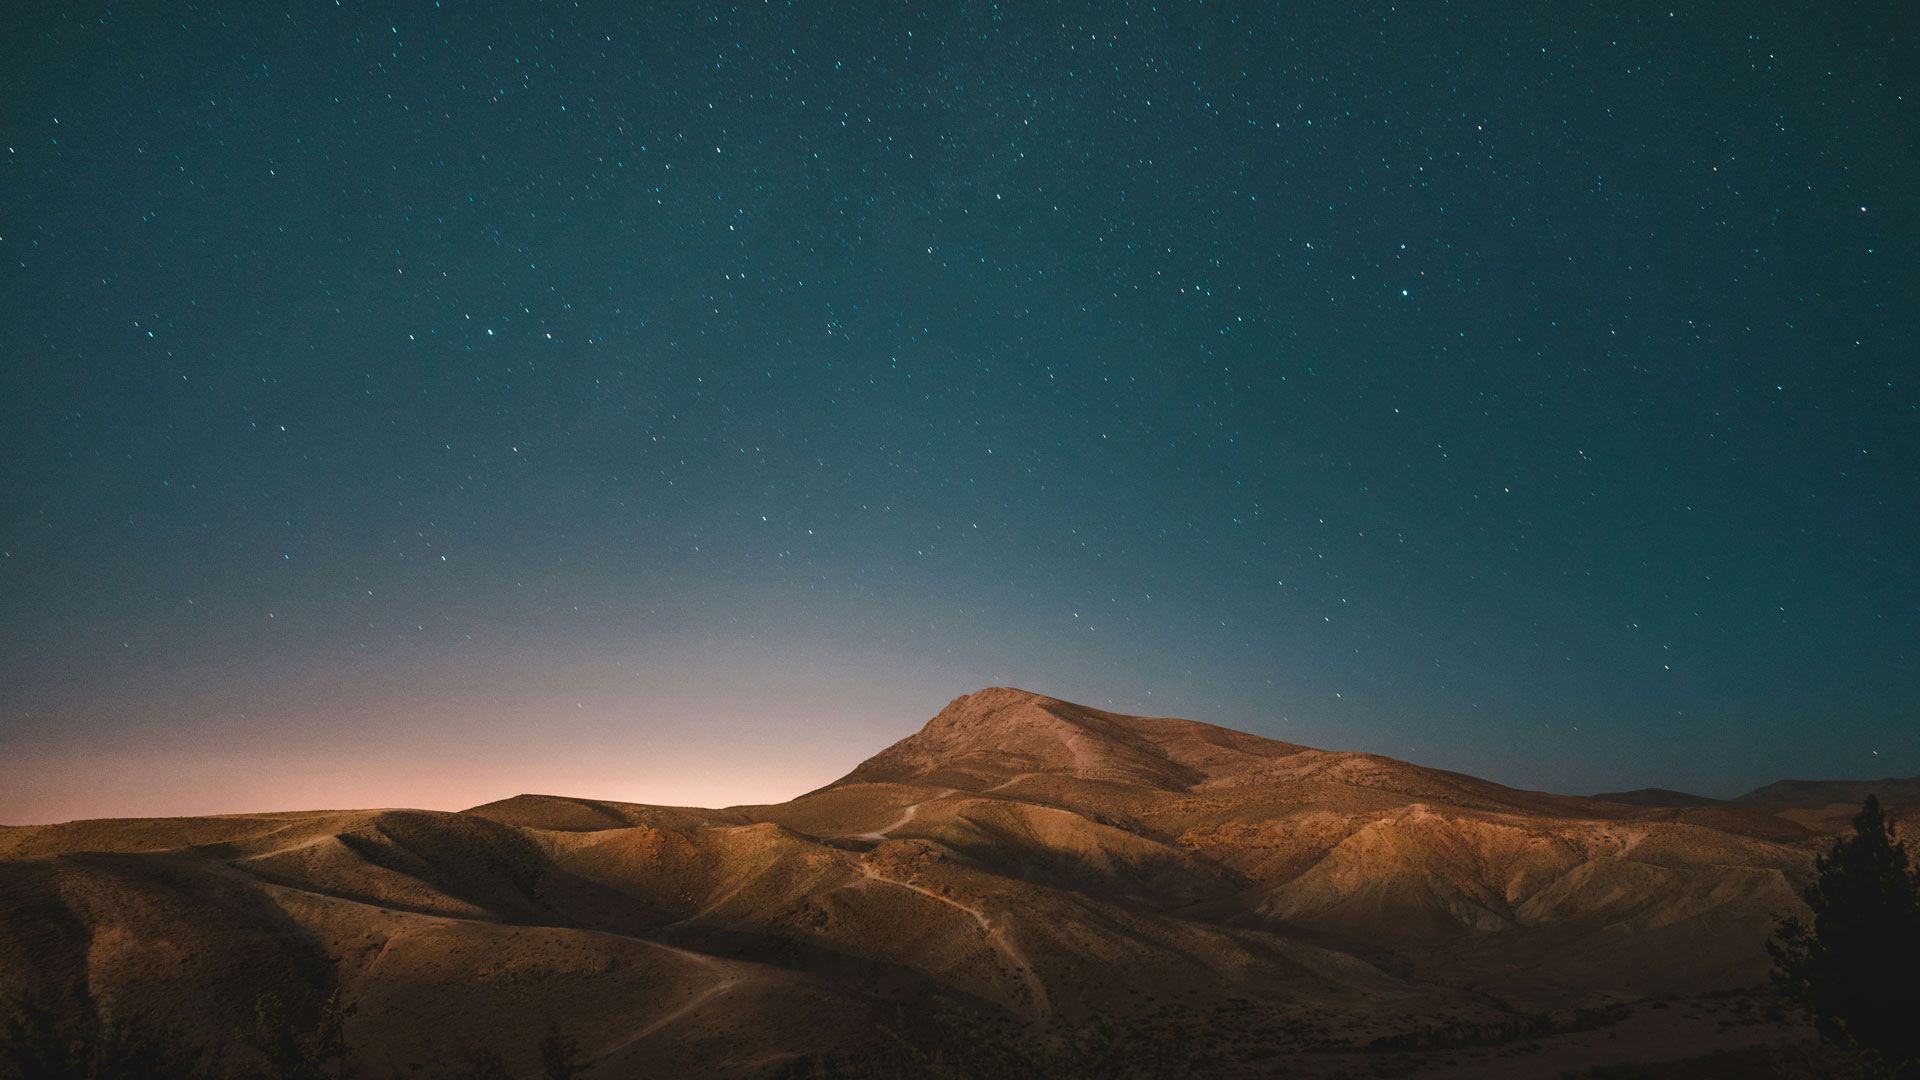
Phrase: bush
[{"left": 237, "top": 991, "right": 353, "bottom": 1080}]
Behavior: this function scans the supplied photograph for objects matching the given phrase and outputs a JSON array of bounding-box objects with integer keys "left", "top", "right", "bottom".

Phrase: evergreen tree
[{"left": 1769, "top": 795, "right": 1920, "bottom": 1075}]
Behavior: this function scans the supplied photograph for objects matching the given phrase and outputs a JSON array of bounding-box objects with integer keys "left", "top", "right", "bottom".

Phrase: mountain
[
  {"left": 1729, "top": 775, "right": 1920, "bottom": 835},
  {"left": 1591, "top": 788, "right": 1724, "bottom": 808},
  {"left": 827, "top": 686, "right": 1583, "bottom": 813},
  {"left": 1, "top": 687, "right": 1889, "bottom": 1077},
  {"left": 1732, "top": 775, "right": 1920, "bottom": 810}
]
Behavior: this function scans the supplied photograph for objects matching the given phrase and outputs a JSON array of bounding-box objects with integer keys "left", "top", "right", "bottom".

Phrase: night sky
[{"left": 4, "top": 2, "right": 1916, "bottom": 824}]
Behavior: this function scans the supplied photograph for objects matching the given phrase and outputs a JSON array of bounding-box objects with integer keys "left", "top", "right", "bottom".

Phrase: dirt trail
[
  {"left": 836, "top": 787, "right": 1049, "bottom": 1014},
  {"left": 237, "top": 832, "right": 339, "bottom": 859},
  {"left": 583, "top": 955, "right": 740, "bottom": 1066},
  {"left": 853, "top": 861, "right": 1051, "bottom": 1016},
  {"left": 1064, "top": 729, "right": 1096, "bottom": 775},
  {"left": 851, "top": 788, "right": 957, "bottom": 840}
]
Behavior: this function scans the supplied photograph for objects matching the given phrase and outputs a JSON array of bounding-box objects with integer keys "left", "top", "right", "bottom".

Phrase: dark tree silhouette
[{"left": 1769, "top": 795, "right": 1920, "bottom": 1075}]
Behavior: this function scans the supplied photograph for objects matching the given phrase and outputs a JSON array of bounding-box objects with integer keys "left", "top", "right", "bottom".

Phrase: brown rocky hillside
[{"left": 2, "top": 687, "right": 1874, "bottom": 1077}]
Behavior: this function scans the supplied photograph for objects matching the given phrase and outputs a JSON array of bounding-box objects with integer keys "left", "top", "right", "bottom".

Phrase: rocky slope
[{"left": 1, "top": 687, "right": 1883, "bottom": 1077}]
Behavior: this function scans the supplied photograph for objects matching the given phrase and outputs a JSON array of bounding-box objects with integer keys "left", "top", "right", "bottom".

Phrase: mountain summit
[
  {"left": 830, "top": 686, "right": 1581, "bottom": 815},
  {"left": 826, "top": 686, "right": 1296, "bottom": 792}
]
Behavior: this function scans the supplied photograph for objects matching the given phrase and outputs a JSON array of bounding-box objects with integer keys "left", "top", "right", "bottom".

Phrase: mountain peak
[
  {"left": 825, "top": 687, "right": 1309, "bottom": 793},
  {"left": 822, "top": 689, "right": 1599, "bottom": 817}
]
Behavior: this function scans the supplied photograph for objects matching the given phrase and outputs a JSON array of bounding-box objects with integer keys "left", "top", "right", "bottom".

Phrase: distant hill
[
  {"left": 1591, "top": 787, "right": 1724, "bottom": 808},
  {"left": 1732, "top": 776, "right": 1920, "bottom": 809}
]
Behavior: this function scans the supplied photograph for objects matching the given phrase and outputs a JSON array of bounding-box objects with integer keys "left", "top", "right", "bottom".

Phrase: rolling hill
[{"left": 3, "top": 687, "right": 1893, "bottom": 1077}]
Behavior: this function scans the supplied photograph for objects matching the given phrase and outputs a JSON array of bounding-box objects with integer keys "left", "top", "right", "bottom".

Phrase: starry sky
[{"left": 3, "top": 1, "right": 1915, "bottom": 824}]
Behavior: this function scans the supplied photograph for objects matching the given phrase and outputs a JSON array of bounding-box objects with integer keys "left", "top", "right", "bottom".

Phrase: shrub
[{"left": 1768, "top": 795, "right": 1920, "bottom": 1076}]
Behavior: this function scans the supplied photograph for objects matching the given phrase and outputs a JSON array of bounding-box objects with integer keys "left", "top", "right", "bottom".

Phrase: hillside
[
  {"left": 1, "top": 687, "right": 1881, "bottom": 1077},
  {"left": 1732, "top": 775, "right": 1920, "bottom": 809}
]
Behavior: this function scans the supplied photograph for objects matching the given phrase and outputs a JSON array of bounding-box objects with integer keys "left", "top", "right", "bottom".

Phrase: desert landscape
[
  {"left": 11, "top": 0, "right": 1915, "bottom": 1074},
  {"left": 4, "top": 687, "right": 1915, "bottom": 1077}
]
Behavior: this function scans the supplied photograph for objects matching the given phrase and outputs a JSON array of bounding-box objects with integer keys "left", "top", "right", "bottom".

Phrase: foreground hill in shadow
[{"left": 5, "top": 687, "right": 1900, "bottom": 1077}]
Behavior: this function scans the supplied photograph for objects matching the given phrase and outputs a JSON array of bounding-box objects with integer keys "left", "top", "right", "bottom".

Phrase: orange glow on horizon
[{"left": 1, "top": 744, "right": 848, "bottom": 825}]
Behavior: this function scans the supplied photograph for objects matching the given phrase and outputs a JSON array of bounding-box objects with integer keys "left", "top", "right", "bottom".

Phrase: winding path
[
  {"left": 982, "top": 773, "right": 1036, "bottom": 793},
  {"left": 584, "top": 954, "right": 741, "bottom": 1066},
  {"left": 835, "top": 784, "right": 1051, "bottom": 1013},
  {"left": 852, "top": 861, "right": 1051, "bottom": 1016},
  {"left": 850, "top": 788, "right": 957, "bottom": 841}
]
